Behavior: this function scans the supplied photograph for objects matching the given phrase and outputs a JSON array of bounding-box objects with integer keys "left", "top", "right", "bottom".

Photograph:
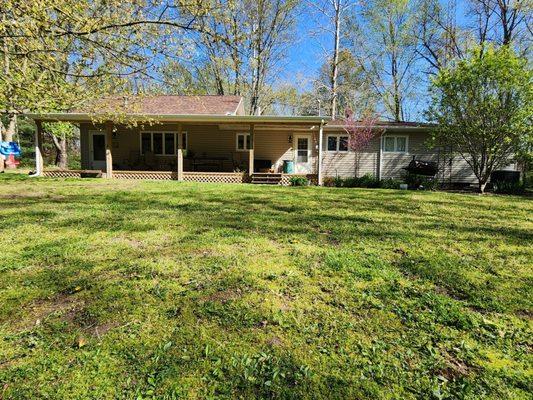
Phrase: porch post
[
  {"left": 318, "top": 120, "right": 324, "bottom": 186},
  {"left": 248, "top": 123, "right": 255, "bottom": 177},
  {"left": 177, "top": 124, "right": 183, "bottom": 181},
  {"left": 105, "top": 122, "right": 113, "bottom": 178},
  {"left": 35, "top": 120, "right": 44, "bottom": 176}
]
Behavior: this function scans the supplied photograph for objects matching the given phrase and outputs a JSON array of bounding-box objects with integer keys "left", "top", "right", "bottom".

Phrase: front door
[
  {"left": 89, "top": 131, "right": 106, "bottom": 170},
  {"left": 294, "top": 135, "right": 312, "bottom": 173}
]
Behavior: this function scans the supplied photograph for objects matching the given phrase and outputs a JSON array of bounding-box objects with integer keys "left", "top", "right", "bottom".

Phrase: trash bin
[{"left": 283, "top": 160, "right": 294, "bottom": 174}]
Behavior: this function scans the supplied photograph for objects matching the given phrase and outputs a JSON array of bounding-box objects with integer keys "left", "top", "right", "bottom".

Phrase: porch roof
[{"left": 25, "top": 112, "right": 330, "bottom": 127}]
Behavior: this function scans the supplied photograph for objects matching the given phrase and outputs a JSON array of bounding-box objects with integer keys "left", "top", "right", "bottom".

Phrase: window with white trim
[
  {"left": 327, "top": 135, "right": 349, "bottom": 152},
  {"left": 140, "top": 132, "right": 188, "bottom": 155},
  {"left": 382, "top": 135, "right": 408, "bottom": 153},
  {"left": 236, "top": 133, "right": 251, "bottom": 151}
]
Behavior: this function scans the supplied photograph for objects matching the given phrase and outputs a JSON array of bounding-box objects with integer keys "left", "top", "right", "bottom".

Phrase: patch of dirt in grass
[
  {"left": 13, "top": 294, "right": 85, "bottom": 331},
  {"left": 85, "top": 321, "right": 121, "bottom": 338},
  {"left": 109, "top": 236, "right": 146, "bottom": 249},
  {"left": 515, "top": 310, "right": 532, "bottom": 320},
  {"left": 439, "top": 353, "right": 471, "bottom": 380},
  {"left": 266, "top": 336, "right": 284, "bottom": 347},
  {"left": 203, "top": 288, "right": 243, "bottom": 304},
  {"left": 0, "top": 193, "right": 65, "bottom": 201}
]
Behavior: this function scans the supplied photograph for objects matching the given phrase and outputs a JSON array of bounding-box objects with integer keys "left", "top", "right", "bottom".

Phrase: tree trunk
[
  {"left": 50, "top": 132, "right": 68, "bottom": 169},
  {"left": 330, "top": 0, "right": 342, "bottom": 120},
  {"left": 478, "top": 179, "right": 488, "bottom": 194}
]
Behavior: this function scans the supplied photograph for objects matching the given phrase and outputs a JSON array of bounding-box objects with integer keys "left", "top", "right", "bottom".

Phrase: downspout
[
  {"left": 318, "top": 120, "right": 324, "bottom": 186},
  {"left": 378, "top": 130, "right": 384, "bottom": 181}
]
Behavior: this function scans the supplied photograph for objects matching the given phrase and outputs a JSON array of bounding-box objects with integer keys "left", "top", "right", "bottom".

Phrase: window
[
  {"left": 164, "top": 133, "right": 175, "bottom": 155},
  {"left": 236, "top": 133, "right": 251, "bottom": 151},
  {"left": 382, "top": 135, "right": 408, "bottom": 153},
  {"left": 326, "top": 135, "right": 349, "bottom": 152},
  {"left": 153, "top": 133, "right": 163, "bottom": 155},
  {"left": 141, "top": 132, "right": 185, "bottom": 155},
  {"left": 296, "top": 137, "right": 309, "bottom": 163},
  {"left": 141, "top": 133, "right": 151, "bottom": 154},
  {"left": 339, "top": 136, "right": 349, "bottom": 152},
  {"left": 327, "top": 136, "right": 337, "bottom": 151}
]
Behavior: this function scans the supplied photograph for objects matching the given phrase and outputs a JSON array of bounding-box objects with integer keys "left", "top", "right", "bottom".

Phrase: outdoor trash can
[{"left": 283, "top": 160, "right": 294, "bottom": 174}]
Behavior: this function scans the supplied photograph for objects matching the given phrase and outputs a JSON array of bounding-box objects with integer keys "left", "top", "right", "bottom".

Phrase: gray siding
[{"left": 322, "top": 128, "right": 481, "bottom": 184}]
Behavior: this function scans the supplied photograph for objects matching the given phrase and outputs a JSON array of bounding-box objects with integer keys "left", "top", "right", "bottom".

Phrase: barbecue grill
[{"left": 403, "top": 156, "right": 439, "bottom": 176}]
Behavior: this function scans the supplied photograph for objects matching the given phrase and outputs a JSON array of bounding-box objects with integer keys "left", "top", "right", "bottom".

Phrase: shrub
[
  {"left": 333, "top": 176, "right": 344, "bottom": 187},
  {"left": 404, "top": 172, "right": 438, "bottom": 190},
  {"left": 493, "top": 180, "right": 525, "bottom": 194},
  {"left": 380, "top": 178, "right": 402, "bottom": 189},
  {"left": 322, "top": 177, "right": 336, "bottom": 187},
  {"left": 325, "top": 174, "right": 403, "bottom": 189},
  {"left": 289, "top": 176, "right": 309, "bottom": 186}
]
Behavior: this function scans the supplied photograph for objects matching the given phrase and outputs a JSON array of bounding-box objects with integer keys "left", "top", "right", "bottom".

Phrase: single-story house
[{"left": 27, "top": 95, "right": 489, "bottom": 185}]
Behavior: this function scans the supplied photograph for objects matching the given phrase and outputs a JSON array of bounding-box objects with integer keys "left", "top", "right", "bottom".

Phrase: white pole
[
  {"left": 378, "top": 132, "right": 384, "bottom": 181},
  {"left": 318, "top": 120, "right": 324, "bottom": 186},
  {"left": 34, "top": 120, "right": 44, "bottom": 176}
]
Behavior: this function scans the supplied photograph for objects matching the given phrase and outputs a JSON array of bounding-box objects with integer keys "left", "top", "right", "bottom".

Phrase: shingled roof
[{"left": 79, "top": 95, "right": 244, "bottom": 116}]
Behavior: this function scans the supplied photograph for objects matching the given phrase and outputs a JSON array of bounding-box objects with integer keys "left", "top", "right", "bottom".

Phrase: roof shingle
[{"left": 80, "top": 95, "right": 243, "bottom": 116}]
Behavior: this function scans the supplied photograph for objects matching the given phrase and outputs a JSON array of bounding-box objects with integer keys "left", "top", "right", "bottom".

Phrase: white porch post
[
  {"left": 105, "top": 122, "right": 113, "bottom": 178},
  {"left": 177, "top": 124, "right": 183, "bottom": 181},
  {"left": 318, "top": 120, "right": 324, "bottom": 186},
  {"left": 35, "top": 120, "right": 44, "bottom": 176},
  {"left": 248, "top": 123, "right": 255, "bottom": 177}
]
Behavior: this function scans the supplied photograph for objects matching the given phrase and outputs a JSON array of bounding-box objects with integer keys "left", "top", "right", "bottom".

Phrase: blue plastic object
[
  {"left": 283, "top": 160, "right": 294, "bottom": 174},
  {"left": 0, "top": 142, "right": 21, "bottom": 156}
]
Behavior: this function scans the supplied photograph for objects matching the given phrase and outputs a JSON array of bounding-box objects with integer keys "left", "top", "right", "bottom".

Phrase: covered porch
[{"left": 32, "top": 114, "right": 327, "bottom": 185}]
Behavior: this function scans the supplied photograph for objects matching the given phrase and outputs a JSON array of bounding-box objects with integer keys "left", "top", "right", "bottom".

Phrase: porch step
[{"left": 251, "top": 173, "right": 282, "bottom": 185}]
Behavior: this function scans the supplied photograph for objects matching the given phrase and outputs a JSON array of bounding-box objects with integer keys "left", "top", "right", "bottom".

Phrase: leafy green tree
[
  {"left": 427, "top": 46, "right": 532, "bottom": 193},
  {"left": 345, "top": 0, "right": 421, "bottom": 122},
  {"left": 0, "top": 0, "right": 209, "bottom": 168}
]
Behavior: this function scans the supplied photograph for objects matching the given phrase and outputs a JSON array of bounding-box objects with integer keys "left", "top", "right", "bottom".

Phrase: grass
[{"left": 0, "top": 174, "right": 531, "bottom": 399}]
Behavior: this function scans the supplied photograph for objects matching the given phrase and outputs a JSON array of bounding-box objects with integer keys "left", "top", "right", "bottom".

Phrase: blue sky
[{"left": 277, "top": 1, "right": 473, "bottom": 121}]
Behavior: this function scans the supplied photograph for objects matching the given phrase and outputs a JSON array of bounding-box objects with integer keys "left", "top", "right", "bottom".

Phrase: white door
[
  {"left": 294, "top": 135, "right": 312, "bottom": 173},
  {"left": 89, "top": 131, "right": 106, "bottom": 170}
]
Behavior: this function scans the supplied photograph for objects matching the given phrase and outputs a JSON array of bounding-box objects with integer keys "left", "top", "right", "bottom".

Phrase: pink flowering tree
[{"left": 344, "top": 110, "right": 383, "bottom": 177}]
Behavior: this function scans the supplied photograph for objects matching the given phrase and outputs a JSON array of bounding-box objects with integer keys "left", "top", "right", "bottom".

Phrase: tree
[
  {"left": 0, "top": 0, "right": 214, "bottom": 168},
  {"left": 416, "top": 0, "right": 465, "bottom": 74},
  {"left": 42, "top": 122, "right": 77, "bottom": 169},
  {"left": 306, "top": 0, "right": 354, "bottom": 119},
  {"left": 346, "top": 0, "right": 421, "bottom": 122},
  {"left": 313, "top": 50, "right": 374, "bottom": 118},
  {"left": 173, "top": 0, "right": 300, "bottom": 115},
  {"left": 468, "top": 0, "right": 532, "bottom": 50},
  {"left": 427, "top": 46, "right": 532, "bottom": 193},
  {"left": 344, "top": 110, "right": 383, "bottom": 177}
]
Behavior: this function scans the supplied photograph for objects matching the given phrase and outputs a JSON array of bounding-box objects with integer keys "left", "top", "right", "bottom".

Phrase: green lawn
[{"left": 0, "top": 175, "right": 531, "bottom": 399}]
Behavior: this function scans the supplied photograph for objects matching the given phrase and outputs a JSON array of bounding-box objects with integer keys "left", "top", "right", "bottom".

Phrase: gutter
[{"left": 24, "top": 113, "right": 330, "bottom": 125}]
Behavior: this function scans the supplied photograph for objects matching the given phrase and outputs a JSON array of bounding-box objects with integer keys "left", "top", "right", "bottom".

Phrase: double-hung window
[
  {"left": 327, "top": 135, "right": 349, "bottom": 152},
  {"left": 140, "top": 132, "right": 188, "bottom": 155},
  {"left": 382, "top": 135, "right": 408, "bottom": 153},
  {"left": 236, "top": 133, "right": 251, "bottom": 151}
]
